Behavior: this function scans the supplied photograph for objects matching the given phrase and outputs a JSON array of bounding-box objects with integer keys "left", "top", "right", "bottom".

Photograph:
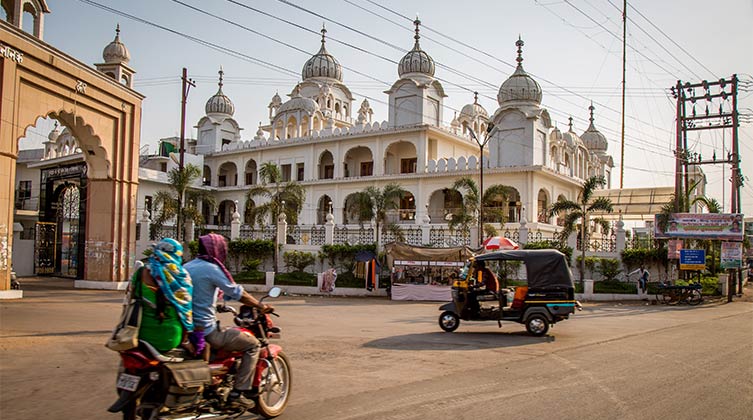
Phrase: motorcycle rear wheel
[{"left": 254, "top": 351, "right": 292, "bottom": 418}]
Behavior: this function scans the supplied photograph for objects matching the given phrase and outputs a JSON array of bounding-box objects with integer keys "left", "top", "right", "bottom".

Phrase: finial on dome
[
  {"left": 218, "top": 66, "right": 224, "bottom": 89},
  {"left": 474, "top": 91, "right": 479, "bottom": 104},
  {"left": 413, "top": 15, "right": 421, "bottom": 46},
  {"left": 588, "top": 101, "right": 595, "bottom": 124},
  {"left": 515, "top": 36, "right": 524, "bottom": 66},
  {"left": 568, "top": 116, "right": 574, "bottom": 132},
  {"left": 321, "top": 23, "right": 327, "bottom": 45},
  {"left": 116, "top": 24, "right": 121, "bottom": 38}
]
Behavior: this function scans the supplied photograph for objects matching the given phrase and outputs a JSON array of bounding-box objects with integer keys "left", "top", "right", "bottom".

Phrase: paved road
[{"left": 1, "top": 278, "right": 751, "bottom": 420}]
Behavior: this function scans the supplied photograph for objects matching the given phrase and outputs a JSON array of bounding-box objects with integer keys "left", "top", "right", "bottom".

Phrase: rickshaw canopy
[{"left": 473, "top": 249, "right": 574, "bottom": 289}]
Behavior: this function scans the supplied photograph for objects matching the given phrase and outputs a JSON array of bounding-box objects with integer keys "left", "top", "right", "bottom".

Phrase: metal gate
[{"left": 34, "top": 222, "right": 56, "bottom": 274}]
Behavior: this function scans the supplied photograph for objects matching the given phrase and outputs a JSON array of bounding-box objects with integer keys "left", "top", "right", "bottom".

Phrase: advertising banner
[
  {"left": 668, "top": 240, "right": 683, "bottom": 260},
  {"left": 720, "top": 242, "right": 743, "bottom": 269},
  {"left": 679, "top": 249, "right": 706, "bottom": 271},
  {"left": 655, "top": 213, "right": 744, "bottom": 241}
]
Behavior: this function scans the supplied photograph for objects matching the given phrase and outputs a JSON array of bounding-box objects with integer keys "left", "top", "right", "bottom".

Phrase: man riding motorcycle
[{"left": 185, "top": 233, "right": 274, "bottom": 408}]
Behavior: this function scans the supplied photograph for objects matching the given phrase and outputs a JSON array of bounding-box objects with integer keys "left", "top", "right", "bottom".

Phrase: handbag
[{"left": 105, "top": 268, "right": 143, "bottom": 351}]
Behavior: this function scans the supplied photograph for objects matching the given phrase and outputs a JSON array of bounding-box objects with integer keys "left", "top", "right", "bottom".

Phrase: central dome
[
  {"left": 497, "top": 38, "right": 542, "bottom": 106},
  {"left": 302, "top": 26, "right": 343, "bottom": 82},
  {"left": 460, "top": 92, "right": 489, "bottom": 121},
  {"left": 278, "top": 93, "right": 320, "bottom": 115},
  {"left": 398, "top": 18, "right": 435, "bottom": 78}
]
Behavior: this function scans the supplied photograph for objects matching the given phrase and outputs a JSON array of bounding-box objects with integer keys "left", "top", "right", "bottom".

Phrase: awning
[{"left": 590, "top": 187, "right": 674, "bottom": 221}]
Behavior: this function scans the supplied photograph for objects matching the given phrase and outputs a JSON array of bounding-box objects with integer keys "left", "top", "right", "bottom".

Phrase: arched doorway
[
  {"left": 537, "top": 189, "right": 550, "bottom": 223},
  {"left": 1, "top": 26, "right": 144, "bottom": 289},
  {"left": 217, "top": 200, "right": 235, "bottom": 226},
  {"left": 56, "top": 184, "right": 82, "bottom": 277},
  {"left": 317, "top": 195, "right": 332, "bottom": 225}
]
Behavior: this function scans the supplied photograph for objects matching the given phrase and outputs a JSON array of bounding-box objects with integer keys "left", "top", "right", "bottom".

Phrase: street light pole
[{"left": 465, "top": 120, "right": 495, "bottom": 245}]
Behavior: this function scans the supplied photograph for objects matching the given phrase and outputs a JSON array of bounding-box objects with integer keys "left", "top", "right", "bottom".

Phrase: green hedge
[
  {"left": 594, "top": 281, "right": 638, "bottom": 294},
  {"left": 275, "top": 271, "right": 317, "bottom": 286},
  {"left": 319, "top": 244, "right": 377, "bottom": 265},
  {"left": 234, "top": 270, "right": 266, "bottom": 284}
]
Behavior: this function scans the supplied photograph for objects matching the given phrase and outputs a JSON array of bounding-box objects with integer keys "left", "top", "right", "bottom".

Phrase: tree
[
  {"left": 447, "top": 177, "right": 478, "bottom": 236},
  {"left": 151, "top": 164, "right": 215, "bottom": 242},
  {"left": 447, "top": 177, "right": 513, "bottom": 239},
  {"left": 245, "top": 162, "right": 306, "bottom": 227},
  {"left": 345, "top": 183, "right": 407, "bottom": 250},
  {"left": 549, "top": 175, "right": 613, "bottom": 282},
  {"left": 245, "top": 162, "right": 306, "bottom": 274}
]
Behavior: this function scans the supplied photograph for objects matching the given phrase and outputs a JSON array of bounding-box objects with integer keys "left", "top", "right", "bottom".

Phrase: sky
[{"left": 17, "top": 0, "right": 753, "bottom": 216}]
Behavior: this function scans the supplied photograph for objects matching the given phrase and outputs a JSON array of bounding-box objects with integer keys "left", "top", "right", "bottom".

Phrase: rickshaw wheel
[
  {"left": 525, "top": 314, "right": 549, "bottom": 336},
  {"left": 439, "top": 311, "right": 460, "bottom": 332}
]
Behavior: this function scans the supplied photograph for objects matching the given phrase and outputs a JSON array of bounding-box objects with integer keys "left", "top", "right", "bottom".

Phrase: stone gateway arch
[{"left": 1, "top": 20, "right": 143, "bottom": 293}]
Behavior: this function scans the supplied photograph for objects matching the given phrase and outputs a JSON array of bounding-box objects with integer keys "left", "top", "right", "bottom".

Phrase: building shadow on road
[{"left": 363, "top": 330, "right": 553, "bottom": 351}]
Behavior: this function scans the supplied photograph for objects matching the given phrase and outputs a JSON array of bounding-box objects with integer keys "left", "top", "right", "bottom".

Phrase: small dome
[
  {"left": 102, "top": 25, "right": 130, "bottom": 64},
  {"left": 450, "top": 112, "right": 460, "bottom": 129},
  {"left": 302, "top": 25, "right": 343, "bottom": 82},
  {"left": 398, "top": 18, "right": 435, "bottom": 78},
  {"left": 278, "top": 93, "right": 320, "bottom": 115},
  {"left": 580, "top": 104, "right": 608, "bottom": 152},
  {"left": 459, "top": 92, "right": 489, "bottom": 121},
  {"left": 47, "top": 122, "right": 60, "bottom": 142},
  {"left": 497, "top": 38, "right": 542, "bottom": 106},
  {"left": 563, "top": 117, "right": 584, "bottom": 148},
  {"left": 269, "top": 92, "right": 282, "bottom": 108},
  {"left": 549, "top": 125, "right": 562, "bottom": 141},
  {"left": 205, "top": 68, "right": 235, "bottom": 116}
]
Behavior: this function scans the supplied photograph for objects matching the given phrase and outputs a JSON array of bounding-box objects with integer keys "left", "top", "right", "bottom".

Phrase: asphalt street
[{"left": 0, "top": 277, "right": 751, "bottom": 420}]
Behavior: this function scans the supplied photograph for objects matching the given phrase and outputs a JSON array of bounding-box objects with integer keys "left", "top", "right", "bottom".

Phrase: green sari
[{"left": 133, "top": 269, "right": 183, "bottom": 352}]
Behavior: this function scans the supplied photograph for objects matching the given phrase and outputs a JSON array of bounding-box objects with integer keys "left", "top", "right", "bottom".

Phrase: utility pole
[
  {"left": 177, "top": 67, "right": 195, "bottom": 242},
  {"left": 670, "top": 75, "right": 743, "bottom": 301},
  {"left": 619, "top": 0, "right": 626, "bottom": 189}
]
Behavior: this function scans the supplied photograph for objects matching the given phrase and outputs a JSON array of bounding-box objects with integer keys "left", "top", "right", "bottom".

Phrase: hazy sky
[{"left": 19, "top": 0, "right": 753, "bottom": 215}]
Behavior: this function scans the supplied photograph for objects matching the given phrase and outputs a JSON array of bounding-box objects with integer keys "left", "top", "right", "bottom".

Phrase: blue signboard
[{"left": 680, "top": 249, "right": 706, "bottom": 270}]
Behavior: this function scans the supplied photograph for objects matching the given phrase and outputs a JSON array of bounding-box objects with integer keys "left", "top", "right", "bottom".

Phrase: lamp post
[{"left": 464, "top": 121, "right": 495, "bottom": 245}]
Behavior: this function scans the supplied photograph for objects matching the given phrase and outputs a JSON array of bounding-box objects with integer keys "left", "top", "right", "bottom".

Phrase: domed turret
[
  {"left": 302, "top": 25, "right": 343, "bottom": 82},
  {"left": 580, "top": 103, "right": 608, "bottom": 152},
  {"left": 459, "top": 92, "right": 489, "bottom": 122},
  {"left": 398, "top": 17, "right": 435, "bottom": 78},
  {"left": 497, "top": 37, "right": 542, "bottom": 106},
  {"left": 102, "top": 24, "right": 130, "bottom": 64},
  {"left": 562, "top": 117, "right": 584, "bottom": 148},
  {"left": 549, "top": 125, "right": 563, "bottom": 142},
  {"left": 47, "top": 121, "right": 60, "bottom": 142},
  {"left": 205, "top": 67, "right": 235, "bottom": 117},
  {"left": 278, "top": 92, "right": 320, "bottom": 115}
]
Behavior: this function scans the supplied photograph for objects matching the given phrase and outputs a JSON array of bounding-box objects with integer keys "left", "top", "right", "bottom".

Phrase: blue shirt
[{"left": 184, "top": 259, "right": 245, "bottom": 334}]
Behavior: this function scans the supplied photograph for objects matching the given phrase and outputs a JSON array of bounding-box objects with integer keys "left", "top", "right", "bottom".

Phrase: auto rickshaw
[{"left": 438, "top": 249, "right": 581, "bottom": 336}]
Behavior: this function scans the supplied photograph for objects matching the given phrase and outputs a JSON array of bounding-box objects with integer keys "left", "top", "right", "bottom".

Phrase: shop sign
[
  {"left": 720, "top": 242, "right": 743, "bottom": 269},
  {"left": 679, "top": 249, "right": 705, "bottom": 271}
]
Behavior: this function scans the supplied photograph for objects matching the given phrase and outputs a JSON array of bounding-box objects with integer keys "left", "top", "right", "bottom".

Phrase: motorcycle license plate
[{"left": 116, "top": 373, "right": 140, "bottom": 392}]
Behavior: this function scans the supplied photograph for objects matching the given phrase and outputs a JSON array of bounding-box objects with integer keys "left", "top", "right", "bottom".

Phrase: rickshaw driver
[{"left": 476, "top": 260, "right": 499, "bottom": 295}]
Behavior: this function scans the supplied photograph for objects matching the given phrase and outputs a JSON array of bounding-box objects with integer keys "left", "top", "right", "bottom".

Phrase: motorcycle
[{"left": 108, "top": 287, "right": 291, "bottom": 419}]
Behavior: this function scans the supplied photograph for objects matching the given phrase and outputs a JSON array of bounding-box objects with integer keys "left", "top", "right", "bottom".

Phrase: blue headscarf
[{"left": 147, "top": 238, "right": 193, "bottom": 332}]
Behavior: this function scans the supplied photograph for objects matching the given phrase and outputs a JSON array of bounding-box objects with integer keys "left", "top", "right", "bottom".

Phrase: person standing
[
  {"left": 185, "top": 233, "right": 273, "bottom": 408},
  {"left": 629, "top": 266, "right": 650, "bottom": 294}
]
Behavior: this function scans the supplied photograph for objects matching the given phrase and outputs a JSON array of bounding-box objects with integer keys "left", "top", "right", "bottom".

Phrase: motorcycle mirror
[{"left": 268, "top": 287, "right": 282, "bottom": 298}]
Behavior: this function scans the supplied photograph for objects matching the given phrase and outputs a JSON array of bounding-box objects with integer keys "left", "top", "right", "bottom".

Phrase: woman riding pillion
[{"left": 134, "top": 238, "right": 194, "bottom": 353}]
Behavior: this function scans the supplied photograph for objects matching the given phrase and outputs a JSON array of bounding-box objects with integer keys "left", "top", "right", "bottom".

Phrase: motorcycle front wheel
[{"left": 254, "top": 351, "right": 292, "bottom": 418}]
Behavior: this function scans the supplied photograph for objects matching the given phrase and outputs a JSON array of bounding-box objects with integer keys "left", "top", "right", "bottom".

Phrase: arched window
[{"left": 537, "top": 189, "right": 550, "bottom": 223}]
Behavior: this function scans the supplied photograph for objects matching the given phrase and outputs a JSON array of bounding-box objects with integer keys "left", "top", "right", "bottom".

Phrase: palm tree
[
  {"left": 447, "top": 177, "right": 513, "bottom": 239},
  {"left": 447, "top": 177, "right": 479, "bottom": 236},
  {"left": 245, "top": 162, "right": 306, "bottom": 227},
  {"left": 549, "top": 175, "right": 613, "bottom": 282},
  {"left": 345, "top": 183, "right": 407, "bottom": 250},
  {"left": 151, "top": 164, "right": 215, "bottom": 242}
]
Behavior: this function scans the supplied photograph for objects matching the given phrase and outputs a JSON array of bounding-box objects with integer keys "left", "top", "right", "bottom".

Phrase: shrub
[
  {"left": 243, "top": 258, "right": 261, "bottom": 271},
  {"left": 283, "top": 250, "right": 315, "bottom": 273},
  {"left": 576, "top": 256, "right": 601, "bottom": 276},
  {"left": 621, "top": 247, "right": 668, "bottom": 271},
  {"left": 596, "top": 258, "right": 622, "bottom": 282}
]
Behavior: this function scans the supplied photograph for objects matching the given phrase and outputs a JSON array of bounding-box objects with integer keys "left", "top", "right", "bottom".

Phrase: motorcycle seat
[{"left": 138, "top": 340, "right": 185, "bottom": 363}]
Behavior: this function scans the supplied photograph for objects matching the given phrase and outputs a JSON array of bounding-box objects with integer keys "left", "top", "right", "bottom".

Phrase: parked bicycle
[{"left": 655, "top": 282, "right": 702, "bottom": 305}]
